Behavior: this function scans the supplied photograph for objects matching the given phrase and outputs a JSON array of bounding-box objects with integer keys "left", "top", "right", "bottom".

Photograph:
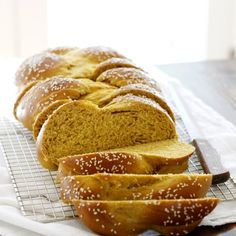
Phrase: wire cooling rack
[
  {"left": 0, "top": 111, "right": 236, "bottom": 223},
  {"left": 0, "top": 117, "right": 76, "bottom": 222}
]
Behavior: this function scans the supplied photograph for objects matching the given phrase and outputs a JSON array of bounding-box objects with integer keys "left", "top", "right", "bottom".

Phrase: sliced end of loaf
[{"left": 37, "top": 95, "right": 177, "bottom": 169}]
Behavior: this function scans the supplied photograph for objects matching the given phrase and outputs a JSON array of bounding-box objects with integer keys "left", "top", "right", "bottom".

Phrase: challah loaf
[
  {"left": 60, "top": 173, "right": 212, "bottom": 203},
  {"left": 57, "top": 140, "right": 195, "bottom": 178},
  {"left": 73, "top": 198, "right": 219, "bottom": 236},
  {"left": 13, "top": 46, "right": 220, "bottom": 236}
]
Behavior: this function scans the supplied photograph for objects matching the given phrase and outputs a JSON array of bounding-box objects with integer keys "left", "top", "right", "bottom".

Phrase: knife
[{"left": 166, "top": 81, "right": 230, "bottom": 185}]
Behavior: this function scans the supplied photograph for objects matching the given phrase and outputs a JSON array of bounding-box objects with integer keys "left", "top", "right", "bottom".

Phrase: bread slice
[
  {"left": 73, "top": 198, "right": 219, "bottom": 236},
  {"left": 36, "top": 95, "right": 177, "bottom": 170},
  {"left": 57, "top": 140, "right": 194, "bottom": 178},
  {"left": 60, "top": 173, "right": 212, "bottom": 203}
]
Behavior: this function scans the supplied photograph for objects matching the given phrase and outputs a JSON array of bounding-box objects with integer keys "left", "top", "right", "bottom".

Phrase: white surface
[
  {"left": 162, "top": 75, "right": 236, "bottom": 180},
  {"left": 168, "top": 81, "right": 236, "bottom": 226},
  {"left": 0, "top": 62, "right": 236, "bottom": 235}
]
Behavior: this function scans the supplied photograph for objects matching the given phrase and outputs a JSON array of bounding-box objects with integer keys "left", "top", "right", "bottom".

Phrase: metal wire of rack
[
  {"left": 0, "top": 110, "right": 236, "bottom": 223},
  {"left": 0, "top": 117, "right": 76, "bottom": 223}
]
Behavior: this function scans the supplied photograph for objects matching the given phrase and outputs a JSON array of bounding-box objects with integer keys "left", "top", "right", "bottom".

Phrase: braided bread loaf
[{"left": 14, "top": 46, "right": 218, "bottom": 235}]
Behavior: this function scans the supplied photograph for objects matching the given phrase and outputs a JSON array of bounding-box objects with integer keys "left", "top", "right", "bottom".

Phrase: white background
[{"left": 1, "top": 0, "right": 236, "bottom": 64}]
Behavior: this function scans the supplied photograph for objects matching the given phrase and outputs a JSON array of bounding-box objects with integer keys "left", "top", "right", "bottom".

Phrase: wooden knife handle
[{"left": 192, "top": 139, "right": 230, "bottom": 185}]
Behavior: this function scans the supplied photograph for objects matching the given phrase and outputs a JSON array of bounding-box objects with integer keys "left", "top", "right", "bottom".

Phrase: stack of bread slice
[
  {"left": 13, "top": 46, "right": 219, "bottom": 235},
  {"left": 57, "top": 153, "right": 218, "bottom": 236}
]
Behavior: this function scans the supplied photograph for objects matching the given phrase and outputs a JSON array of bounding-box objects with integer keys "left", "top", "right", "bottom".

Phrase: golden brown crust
[
  {"left": 92, "top": 58, "right": 142, "bottom": 79},
  {"left": 15, "top": 46, "right": 126, "bottom": 91},
  {"left": 46, "top": 46, "right": 78, "bottom": 55},
  {"left": 13, "top": 80, "right": 39, "bottom": 119},
  {"left": 76, "top": 46, "right": 125, "bottom": 63},
  {"left": 57, "top": 152, "right": 151, "bottom": 178},
  {"left": 60, "top": 173, "right": 212, "bottom": 203},
  {"left": 15, "top": 52, "right": 70, "bottom": 91},
  {"left": 73, "top": 198, "right": 219, "bottom": 236},
  {"left": 96, "top": 67, "right": 159, "bottom": 90}
]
